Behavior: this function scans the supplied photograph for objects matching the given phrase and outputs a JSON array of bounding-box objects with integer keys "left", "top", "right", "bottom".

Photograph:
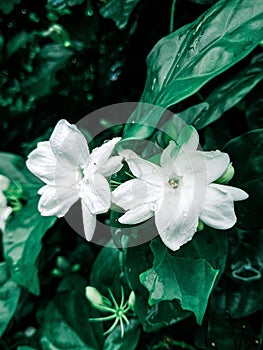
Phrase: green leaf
[
  {"left": 17, "top": 347, "right": 37, "bottom": 350},
  {"left": 100, "top": 0, "right": 140, "bottom": 30},
  {"left": 223, "top": 129, "right": 263, "bottom": 229},
  {"left": 124, "top": 243, "right": 190, "bottom": 332},
  {"left": 211, "top": 229, "right": 263, "bottom": 318},
  {"left": 53, "top": 289, "right": 103, "bottom": 349},
  {"left": 0, "top": 152, "right": 56, "bottom": 295},
  {"left": 0, "top": 262, "right": 21, "bottom": 337},
  {"left": 3, "top": 199, "right": 56, "bottom": 295},
  {"left": 246, "top": 96, "right": 263, "bottom": 130},
  {"left": 90, "top": 244, "right": 125, "bottom": 297},
  {"left": 41, "top": 300, "right": 97, "bottom": 350},
  {"left": 21, "top": 43, "right": 73, "bottom": 100},
  {"left": 140, "top": 239, "right": 219, "bottom": 325},
  {"left": 103, "top": 319, "right": 140, "bottom": 350},
  {"left": 0, "top": 0, "right": 20, "bottom": 14},
  {"left": 195, "top": 53, "right": 263, "bottom": 129},
  {"left": 0, "top": 152, "right": 41, "bottom": 198},
  {"left": 124, "top": 0, "right": 263, "bottom": 138},
  {"left": 7, "top": 31, "right": 33, "bottom": 58}
]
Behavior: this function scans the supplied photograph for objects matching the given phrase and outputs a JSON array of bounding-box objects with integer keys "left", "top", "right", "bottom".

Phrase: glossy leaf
[
  {"left": 124, "top": 242, "right": 190, "bottom": 332},
  {"left": 0, "top": 152, "right": 56, "bottom": 295},
  {"left": 246, "top": 96, "right": 263, "bottom": 130},
  {"left": 140, "top": 239, "right": 219, "bottom": 324},
  {"left": 0, "top": 262, "right": 21, "bottom": 337},
  {"left": 195, "top": 53, "right": 263, "bottom": 129},
  {"left": 124, "top": 0, "right": 263, "bottom": 138},
  {"left": 53, "top": 288, "right": 103, "bottom": 349},
  {"left": 223, "top": 129, "right": 263, "bottom": 229},
  {"left": 3, "top": 199, "right": 56, "bottom": 295},
  {"left": 103, "top": 319, "right": 140, "bottom": 350},
  {"left": 100, "top": 0, "right": 140, "bottom": 30},
  {"left": 40, "top": 301, "right": 95, "bottom": 350}
]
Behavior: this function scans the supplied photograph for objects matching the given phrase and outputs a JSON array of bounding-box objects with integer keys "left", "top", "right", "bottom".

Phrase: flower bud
[
  {"left": 197, "top": 220, "right": 204, "bottom": 231},
  {"left": 215, "top": 163, "right": 235, "bottom": 184},
  {"left": 128, "top": 291, "right": 136, "bottom": 311},
  {"left": 85, "top": 286, "right": 112, "bottom": 311}
]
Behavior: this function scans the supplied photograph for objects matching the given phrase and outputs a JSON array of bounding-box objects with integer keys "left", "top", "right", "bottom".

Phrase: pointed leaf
[{"left": 140, "top": 239, "right": 219, "bottom": 324}]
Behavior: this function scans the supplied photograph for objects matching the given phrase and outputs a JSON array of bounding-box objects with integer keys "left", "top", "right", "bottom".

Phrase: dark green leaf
[
  {"left": 7, "top": 31, "right": 33, "bottom": 57},
  {"left": 0, "top": 262, "right": 21, "bottom": 337},
  {"left": 246, "top": 96, "right": 263, "bottom": 130},
  {"left": 195, "top": 313, "right": 261, "bottom": 350},
  {"left": 41, "top": 300, "right": 96, "bottom": 350},
  {"left": 100, "top": 0, "right": 140, "bottom": 30},
  {"left": 54, "top": 289, "right": 104, "bottom": 349},
  {"left": 223, "top": 129, "right": 263, "bottom": 229},
  {"left": 21, "top": 44, "right": 73, "bottom": 100},
  {"left": 211, "top": 229, "right": 263, "bottom": 318},
  {"left": 90, "top": 244, "right": 125, "bottom": 297},
  {"left": 0, "top": 152, "right": 56, "bottom": 295},
  {"left": 17, "top": 347, "right": 37, "bottom": 350},
  {"left": 0, "top": 152, "right": 41, "bottom": 198},
  {"left": 140, "top": 239, "right": 219, "bottom": 324},
  {"left": 124, "top": 0, "right": 263, "bottom": 138},
  {"left": 195, "top": 53, "right": 263, "bottom": 129},
  {"left": 125, "top": 243, "right": 190, "bottom": 332},
  {"left": 0, "top": 0, "right": 20, "bottom": 14},
  {"left": 3, "top": 199, "right": 56, "bottom": 295},
  {"left": 103, "top": 319, "right": 140, "bottom": 350}
]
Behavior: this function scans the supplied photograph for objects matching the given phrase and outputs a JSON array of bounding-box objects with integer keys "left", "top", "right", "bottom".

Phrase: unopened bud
[
  {"left": 215, "top": 163, "right": 234, "bottom": 184},
  {"left": 85, "top": 286, "right": 112, "bottom": 311},
  {"left": 197, "top": 220, "right": 204, "bottom": 231},
  {"left": 128, "top": 291, "right": 136, "bottom": 311},
  {"left": 56, "top": 256, "right": 70, "bottom": 271}
]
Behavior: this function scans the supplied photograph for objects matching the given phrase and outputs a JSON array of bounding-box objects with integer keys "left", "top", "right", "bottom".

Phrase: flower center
[{"left": 169, "top": 178, "right": 178, "bottom": 188}]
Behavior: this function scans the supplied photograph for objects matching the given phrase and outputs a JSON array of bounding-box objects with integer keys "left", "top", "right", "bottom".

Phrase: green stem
[{"left": 169, "top": 0, "right": 177, "bottom": 33}]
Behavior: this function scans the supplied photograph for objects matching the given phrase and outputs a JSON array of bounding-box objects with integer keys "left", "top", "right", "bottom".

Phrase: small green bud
[
  {"left": 71, "top": 263, "right": 80, "bottom": 272},
  {"left": 51, "top": 268, "right": 64, "bottom": 277},
  {"left": 56, "top": 256, "right": 70, "bottom": 271},
  {"left": 128, "top": 291, "right": 136, "bottom": 311},
  {"left": 197, "top": 220, "right": 204, "bottom": 231},
  {"left": 215, "top": 163, "right": 235, "bottom": 184},
  {"left": 85, "top": 286, "right": 112, "bottom": 311}
]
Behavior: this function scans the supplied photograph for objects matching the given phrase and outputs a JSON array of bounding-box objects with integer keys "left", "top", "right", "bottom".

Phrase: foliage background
[{"left": 0, "top": 0, "right": 262, "bottom": 349}]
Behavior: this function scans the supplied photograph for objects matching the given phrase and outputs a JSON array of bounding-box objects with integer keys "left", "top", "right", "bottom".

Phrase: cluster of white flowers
[
  {"left": 26, "top": 120, "right": 248, "bottom": 250},
  {"left": 0, "top": 175, "right": 12, "bottom": 232}
]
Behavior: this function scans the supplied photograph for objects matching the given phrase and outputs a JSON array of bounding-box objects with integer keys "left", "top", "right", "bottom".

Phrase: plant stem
[{"left": 169, "top": 0, "right": 177, "bottom": 33}]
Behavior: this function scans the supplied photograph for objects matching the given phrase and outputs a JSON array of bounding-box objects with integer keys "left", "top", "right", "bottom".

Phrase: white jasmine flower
[
  {"left": 26, "top": 119, "right": 122, "bottom": 240},
  {"left": 0, "top": 175, "right": 12, "bottom": 232},
  {"left": 112, "top": 126, "right": 248, "bottom": 251}
]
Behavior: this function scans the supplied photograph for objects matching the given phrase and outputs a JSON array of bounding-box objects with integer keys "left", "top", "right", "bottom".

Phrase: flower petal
[
  {"left": 26, "top": 141, "right": 57, "bottom": 185},
  {"left": 80, "top": 174, "right": 111, "bottom": 215},
  {"left": 38, "top": 184, "right": 79, "bottom": 217},
  {"left": 0, "top": 206, "right": 12, "bottom": 232},
  {"left": 200, "top": 183, "right": 238, "bottom": 229},
  {"left": 0, "top": 175, "right": 10, "bottom": 191},
  {"left": 212, "top": 184, "right": 248, "bottom": 201},
  {"left": 126, "top": 157, "right": 164, "bottom": 186},
  {"left": 112, "top": 179, "right": 161, "bottom": 211},
  {"left": 81, "top": 199, "right": 96, "bottom": 241},
  {"left": 118, "top": 203, "right": 154, "bottom": 225},
  {"left": 97, "top": 156, "right": 123, "bottom": 177},
  {"left": 202, "top": 151, "right": 230, "bottom": 183},
  {"left": 89, "top": 137, "right": 121, "bottom": 173},
  {"left": 50, "top": 119, "right": 90, "bottom": 170},
  {"left": 160, "top": 141, "right": 179, "bottom": 171},
  {"left": 155, "top": 184, "right": 200, "bottom": 251}
]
